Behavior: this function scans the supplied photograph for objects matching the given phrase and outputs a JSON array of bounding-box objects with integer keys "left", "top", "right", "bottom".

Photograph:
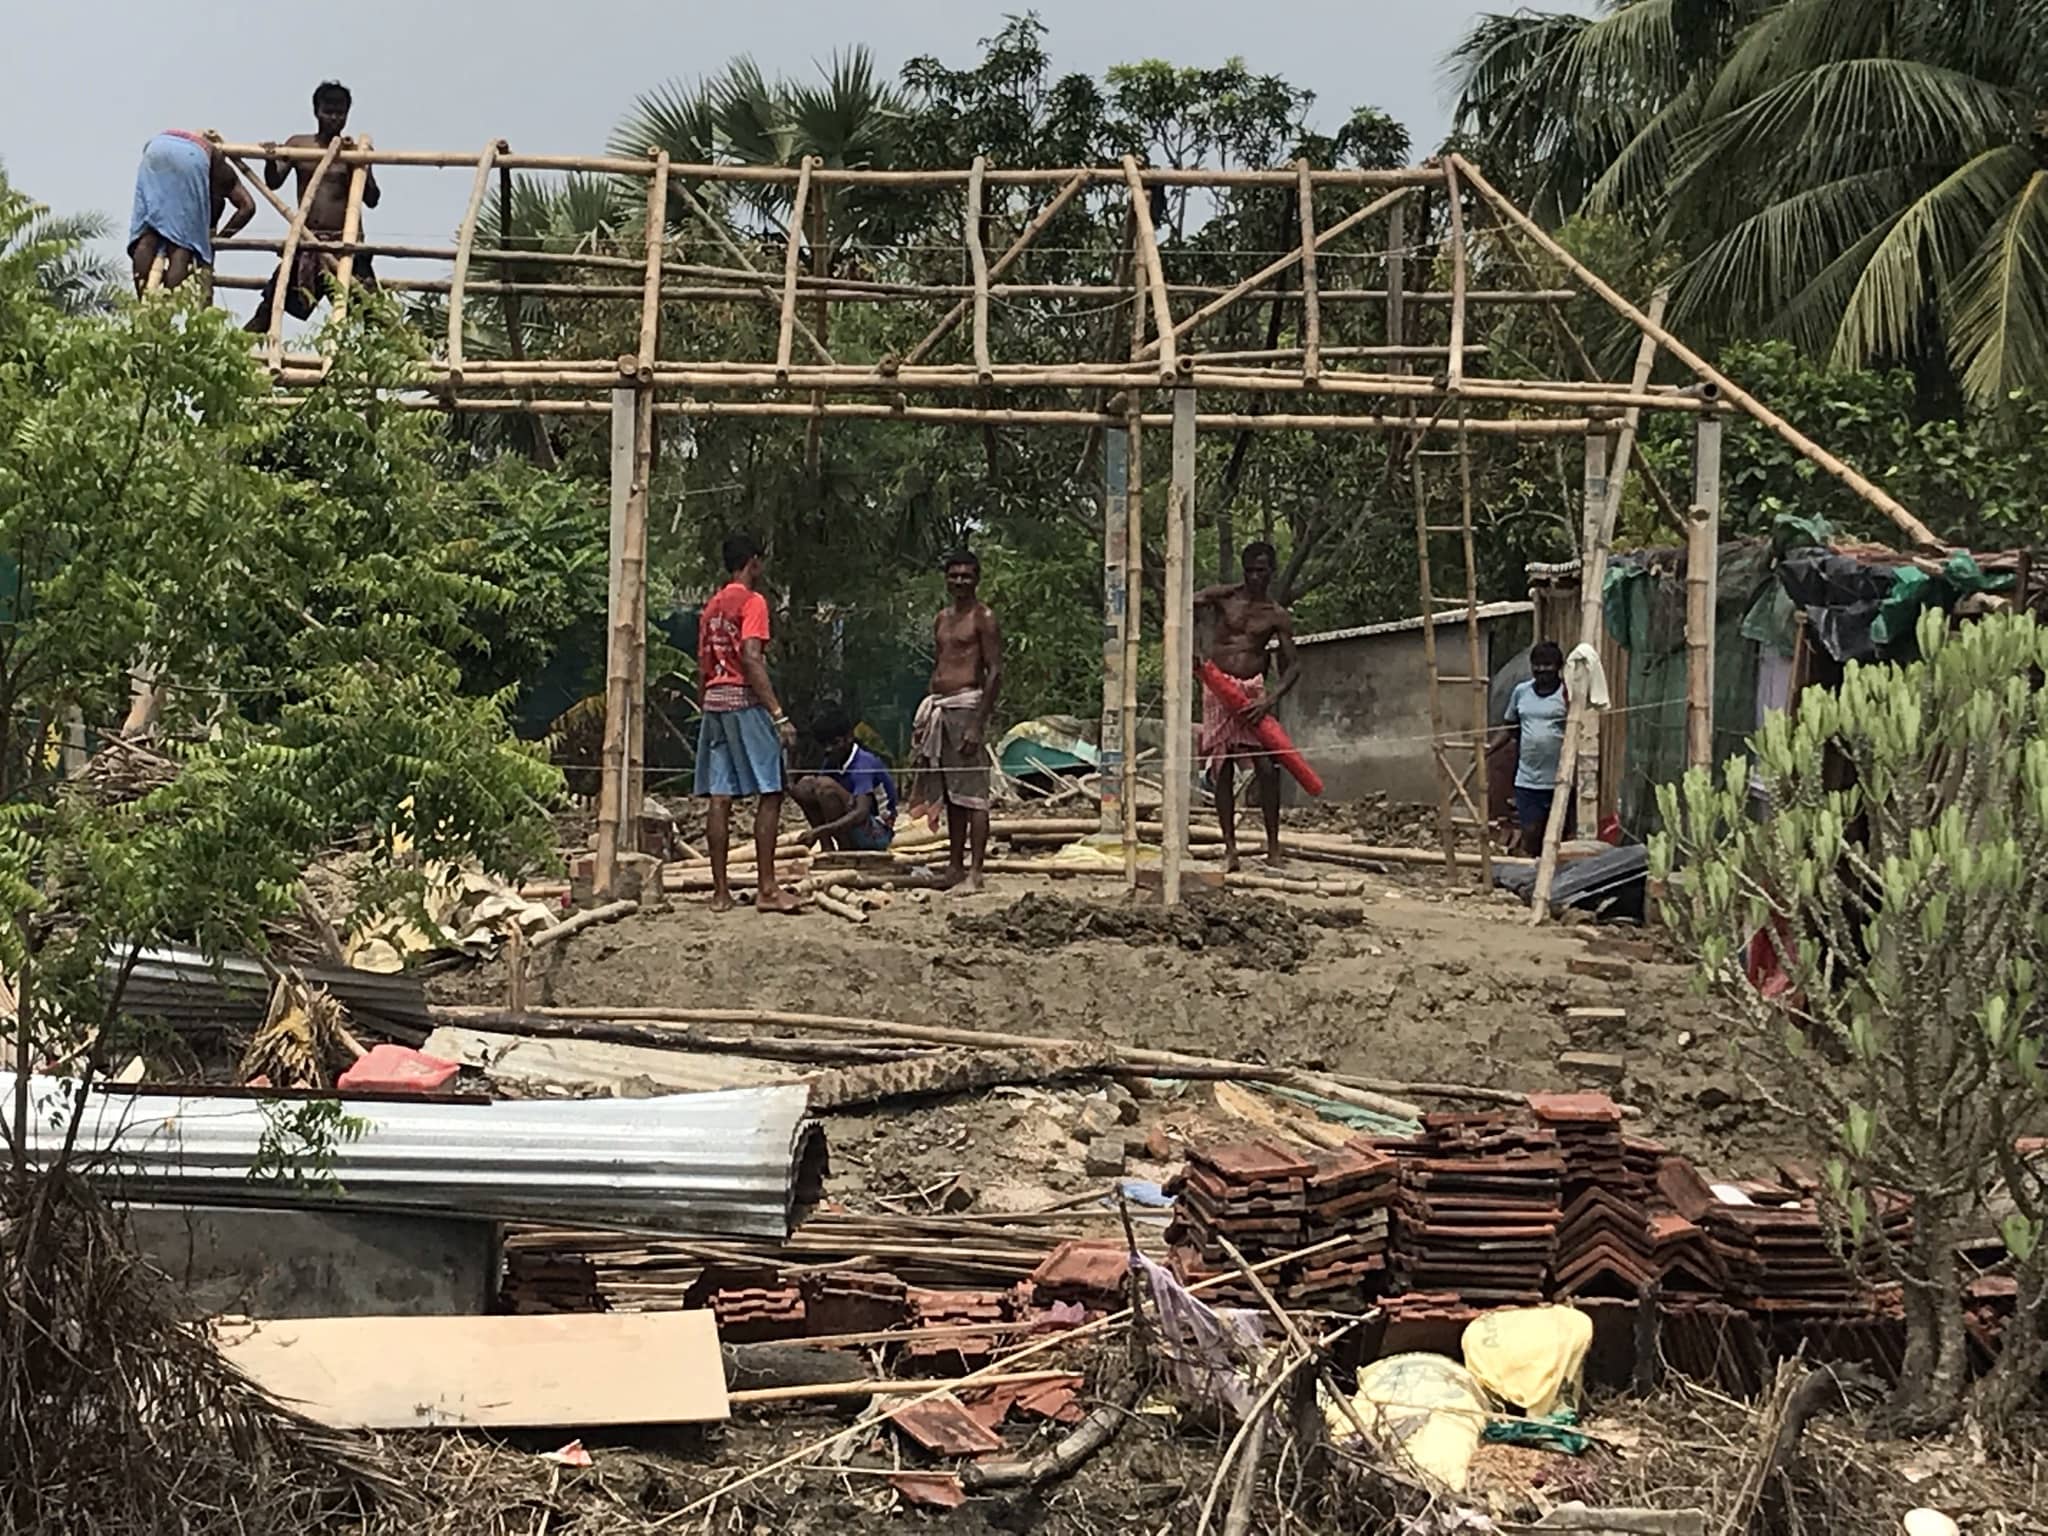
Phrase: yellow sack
[
  {"left": 1460, "top": 1305, "right": 1593, "bottom": 1417},
  {"left": 1326, "top": 1352, "right": 1489, "bottom": 1493}
]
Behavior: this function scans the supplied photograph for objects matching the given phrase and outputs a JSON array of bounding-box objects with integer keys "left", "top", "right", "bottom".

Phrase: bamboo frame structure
[{"left": 218, "top": 141, "right": 1940, "bottom": 902}]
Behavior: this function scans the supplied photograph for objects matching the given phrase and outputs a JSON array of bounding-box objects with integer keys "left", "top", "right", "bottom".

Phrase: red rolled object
[{"left": 1197, "top": 660, "right": 1325, "bottom": 797}]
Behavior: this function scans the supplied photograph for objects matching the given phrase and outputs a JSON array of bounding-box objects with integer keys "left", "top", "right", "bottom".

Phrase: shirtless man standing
[
  {"left": 248, "top": 80, "right": 380, "bottom": 332},
  {"left": 1195, "top": 541, "right": 1301, "bottom": 870},
  {"left": 906, "top": 551, "right": 1003, "bottom": 892}
]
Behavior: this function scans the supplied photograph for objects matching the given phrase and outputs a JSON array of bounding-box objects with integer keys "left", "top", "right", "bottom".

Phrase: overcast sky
[{"left": 2, "top": 2, "right": 1601, "bottom": 237}]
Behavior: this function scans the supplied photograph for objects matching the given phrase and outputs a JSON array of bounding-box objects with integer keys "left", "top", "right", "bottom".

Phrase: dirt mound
[{"left": 949, "top": 891, "right": 1344, "bottom": 972}]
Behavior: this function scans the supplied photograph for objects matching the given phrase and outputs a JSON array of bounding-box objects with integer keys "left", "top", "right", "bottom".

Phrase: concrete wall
[{"left": 1274, "top": 613, "right": 1531, "bottom": 805}]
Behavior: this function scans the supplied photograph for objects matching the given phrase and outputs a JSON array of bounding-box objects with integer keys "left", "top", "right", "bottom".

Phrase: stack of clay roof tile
[
  {"left": 1532, "top": 1092, "right": 1661, "bottom": 1298},
  {"left": 1387, "top": 1113, "right": 1564, "bottom": 1303},
  {"left": 904, "top": 1288, "right": 1017, "bottom": 1370},
  {"left": 1657, "top": 1158, "right": 1911, "bottom": 1312},
  {"left": 680, "top": 1264, "right": 806, "bottom": 1343},
  {"left": 1164, "top": 1138, "right": 1395, "bottom": 1308}
]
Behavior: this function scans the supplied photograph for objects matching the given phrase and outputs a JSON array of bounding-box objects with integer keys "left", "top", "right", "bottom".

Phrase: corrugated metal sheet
[
  {"left": 105, "top": 945, "right": 432, "bottom": 1033},
  {"left": 5, "top": 1073, "right": 826, "bottom": 1239}
]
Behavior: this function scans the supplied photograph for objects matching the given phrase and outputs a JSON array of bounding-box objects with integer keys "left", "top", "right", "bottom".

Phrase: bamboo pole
[
  {"left": 669, "top": 177, "right": 836, "bottom": 366},
  {"left": 1101, "top": 420, "right": 1130, "bottom": 840},
  {"left": 1530, "top": 423, "right": 1612, "bottom": 921},
  {"left": 1295, "top": 160, "right": 1320, "bottom": 385},
  {"left": 1162, "top": 387, "right": 1197, "bottom": 905},
  {"left": 637, "top": 151, "right": 670, "bottom": 376},
  {"left": 326, "top": 135, "right": 374, "bottom": 331},
  {"left": 1385, "top": 200, "right": 1407, "bottom": 365},
  {"left": 1449, "top": 154, "right": 1942, "bottom": 550},
  {"left": 446, "top": 140, "right": 503, "bottom": 384},
  {"left": 904, "top": 169, "right": 1091, "bottom": 366},
  {"left": 626, "top": 380, "right": 655, "bottom": 841},
  {"left": 265, "top": 135, "right": 341, "bottom": 373},
  {"left": 1123, "top": 156, "right": 1177, "bottom": 383},
  {"left": 1122, "top": 412, "right": 1144, "bottom": 890},
  {"left": 1443, "top": 158, "right": 1469, "bottom": 390},
  {"left": 1687, "top": 410, "right": 1724, "bottom": 768},
  {"left": 1456, "top": 421, "right": 1491, "bottom": 887},
  {"left": 595, "top": 386, "right": 636, "bottom": 899},
  {"left": 1139, "top": 186, "right": 1410, "bottom": 362},
  {"left": 1412, "top": 429, "right": 1458, "bottom": 868},
  {"left": 774, "top": 155, "right": 815, "bottom": 382},
  {"left": 211, "top": 146, "right": 1446, "bottom": 188},
  {"left": 964, "top": 156, "right": 994, "bottom": 383},
  {"left": 345, "top": 393, "right": 1603, "bottom": 436}
]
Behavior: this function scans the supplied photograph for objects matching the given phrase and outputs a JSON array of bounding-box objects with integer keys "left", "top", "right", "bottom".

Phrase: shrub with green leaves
[{"left": 1652, "top": 610, "right": 2048, "bottom": 1431}]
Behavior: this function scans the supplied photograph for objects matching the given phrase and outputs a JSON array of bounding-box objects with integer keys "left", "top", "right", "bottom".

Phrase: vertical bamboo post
[
  {"left": 966, "top": 156, "right": 993, "bottom": 385},
  {"left": 1443, "top": 159, "right": 1468, "bottom": 390},
  {"left": 1162, "top": 387, "right": 1197, "bottom": 905},
  {"left": 1411, "top": 434, "right": 1458, "bottom": 868},
  {"left": 506, "top": 922, "right": 529, "bottom": 1015},
  {"left": 595, "top": 386, "right": 637, "bottom": 900},
  {"left": 326, "top": 134, "right": 375, "bottom": 332},
  {"left": 775, "top": 155, "right": 815, "bottom": 384},
  {"left": 626, "top": 381, "right": 655, "bottom": 840},
  {"left": 1122, "top": 406, "right": 1145, "bottom": 891},
  {"left": 265, "top": 135, "right": 341, "bottom": 374},
  {"left": 1295, "top": 160, "right": 1320, "bottom": 385},
  {"left": 1530, "top": 423, "right": 1612, "bottom": 919},
  {"left": 1101, "top": 422, "right": 1130, "bottom": 838},
  {"left": 1123, "top": 157, "right": 1177, "bottom": 384},
  {"left": 446, "top": 140, "right": 502, "bottom": 384},
  {"left": 638, "top": 151, "right": 670, "bottom": 375},
  {"left": 1687, "top": 410, "right": 1724, "bottom": 769},
  {"left": 1457, "top": 421, "right": 1491, "bottom": 887},
  {"left": 1384, "top": 201, "right": 1406, "bottom": 365}
]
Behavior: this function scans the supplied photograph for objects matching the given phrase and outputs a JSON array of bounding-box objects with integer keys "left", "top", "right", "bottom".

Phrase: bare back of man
[{"left": 1194, "top": 542, "right": 1301, "bottom": 870}]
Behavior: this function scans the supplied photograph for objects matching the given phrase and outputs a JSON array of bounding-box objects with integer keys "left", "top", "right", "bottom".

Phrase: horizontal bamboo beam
[
  {"left": 212, "top": 144, "right": 1445, "bottom": 188},
  {"left": 319, "top": 393, "right": 1597, "bottom": 436}
]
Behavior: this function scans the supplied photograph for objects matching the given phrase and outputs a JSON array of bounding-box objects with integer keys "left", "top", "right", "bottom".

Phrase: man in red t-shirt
[{"left": 696, "top": 534, "right": 799, "bottom": 913}]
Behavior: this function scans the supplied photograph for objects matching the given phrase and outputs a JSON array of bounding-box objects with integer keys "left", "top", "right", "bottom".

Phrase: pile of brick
[
  {"left": 1164, "top": 1138, "right": 1395, "bottom": 1308},
  {"left": 1385, "top": 1113, "right": 1564, "bottom": 1303}
]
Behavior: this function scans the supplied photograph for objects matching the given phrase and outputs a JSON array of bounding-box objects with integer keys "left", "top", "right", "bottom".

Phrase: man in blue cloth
[
  {"left": 792, "top": 708, "right": 898, "bottom": 853},
  {"left": 128, "top": 131, "right": 255, "bottom": 296},
  {"left": 1497, "top": 639, "right": 1573, "bottom": 855}
]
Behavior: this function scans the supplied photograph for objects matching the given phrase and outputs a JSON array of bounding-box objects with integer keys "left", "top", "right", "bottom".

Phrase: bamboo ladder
[{"left": 1407, "top": 162, "right": 1492, "bottom": 882}]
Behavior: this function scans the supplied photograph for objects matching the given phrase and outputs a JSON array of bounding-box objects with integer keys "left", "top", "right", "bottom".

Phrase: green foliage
[
  {"left": 1651, "top": 610, "right": 2048, "bottom": 1426},
  {"left": 1638, "top": 340, "right": 2048, "bottom": 547},
  {"left": 248, "top": 1100, "right": 370, "bottom": 1190},
  {"left": 0, "top": 171, "right": 561, "bottom": 1129}
]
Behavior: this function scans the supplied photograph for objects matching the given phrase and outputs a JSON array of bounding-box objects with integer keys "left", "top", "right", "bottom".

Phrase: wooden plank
[
  {"left": 1122, "top": 407, "right": 1145, "bottom": 890},
  {"left": 422, "top": 1025, "right": 789, "bottom": 1094},
  {"left": 775, "top": 155, "right": 815, "bottom": 381},
  {"left": 595, "top": 386, "right": 635, "bottom": 898},
  {"left": 1100, "top": 423, "right": 1129, "bottom": 837},
  {"left": 446, "top": 140, "right": 502, "bottom": 383},
  {"left": 216, "top": 1312, "right": 729, "bottom": 1429}
]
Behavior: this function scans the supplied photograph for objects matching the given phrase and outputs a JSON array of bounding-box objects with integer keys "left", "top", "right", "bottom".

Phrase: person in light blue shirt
[
  {"left": 1499, "top": 640, "right": 1571, "bottom": 854},
  {"left": 792, "top": 707, "right": 899, "bottom": 852}
]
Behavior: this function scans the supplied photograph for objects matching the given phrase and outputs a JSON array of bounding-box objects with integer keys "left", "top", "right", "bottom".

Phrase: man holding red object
[{"left": 1195, "top": 541, "right": 1302, "bottom": 871}]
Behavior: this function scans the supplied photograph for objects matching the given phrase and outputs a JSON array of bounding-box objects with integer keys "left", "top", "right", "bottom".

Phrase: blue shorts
[
  {"left": 695, "top": 706, "right": 784, "bottom": 799},
  {"left": 846, "top": 817, "right": 895, "bottom": 852}
]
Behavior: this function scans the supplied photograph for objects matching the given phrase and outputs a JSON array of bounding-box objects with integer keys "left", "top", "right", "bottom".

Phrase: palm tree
[
  {"left": 0, "top": 163, "right": 122, "bottom": 315},
  {"left": 1452, "top": 0, "right": 2048, "bottom": 408},
  {"left": 1663, "top": 0, "right": 2048, "bottom": 406}
]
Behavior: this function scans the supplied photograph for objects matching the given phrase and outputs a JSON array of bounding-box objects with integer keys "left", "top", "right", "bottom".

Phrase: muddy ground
[{"left": 439, "top": 857, "right": 1784, "bottom": 1184}]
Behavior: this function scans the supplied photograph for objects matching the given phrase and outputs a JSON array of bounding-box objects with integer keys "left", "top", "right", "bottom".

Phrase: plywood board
[{"left": 216, "top": 1310, "right": 729, "bottom": 1429}]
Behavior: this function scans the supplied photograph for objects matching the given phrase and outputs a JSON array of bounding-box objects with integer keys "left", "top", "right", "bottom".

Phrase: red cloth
[
  {"left": 697, "top": 580, "right": 770, "bottom": 702},
  {"left": 1196, "top": 661, "right": 1325, "bottom": 797},
  {"left": 1199, "top": 673, "right": 1265, "bottom": 770}
]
